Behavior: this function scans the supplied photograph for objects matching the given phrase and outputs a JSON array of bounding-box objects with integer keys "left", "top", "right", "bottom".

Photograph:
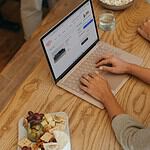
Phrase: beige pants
[{"left": 21, "top": 0, "right": 56, "bottom": 40}]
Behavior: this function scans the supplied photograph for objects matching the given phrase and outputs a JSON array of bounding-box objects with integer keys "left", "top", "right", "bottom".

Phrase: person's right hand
[
  {"left": 96, "top": 54, "right": 131, "bottom": 74},
  {"left": 80, "top": 71, "right": 113, "bottom": 104}
]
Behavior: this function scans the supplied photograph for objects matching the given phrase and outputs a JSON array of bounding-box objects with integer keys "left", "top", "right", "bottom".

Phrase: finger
[
  {"left": 95, "top": 54, "right": 112, "bottom": 64},
  {"left": 142, "top": 18, "right": 150, "bottom": 26},
  {"left": 79, "top": 84, "right": 89, "bottom": 93},
  {"left": 91, "top": 71, "right": 106, "bottom": 81},
  {"left": 143, "top": 18, "right": 149, "bottom": 24},
  {"left": 82, "top": 74, "right": 93, "bottom": 81},
  {"left": 95, "top": 71, "right": 100, "bottom": 75},
  {"left": 96, "top": 59, "right": 112, "bottom": 68},
  {"left": 94, "top": 71, "right": 102, "bottom": 78},
  {"left": 144, "top": 22, "right": 148, "bottom": 27},
  {"left": 88, "top": 72, "right": 97, "bottom": 78},
  {"left": 138, "top": 27, "right": 149, "bottom": 40},
  {"left": 80, "top": 77, "right": 89, "bottom": 86},
  {"left": 99, "top": 66, "right": 114, "bottom": 73}
]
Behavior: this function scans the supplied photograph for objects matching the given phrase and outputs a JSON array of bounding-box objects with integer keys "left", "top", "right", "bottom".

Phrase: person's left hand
[{"left": 80, "top": 71, "right": 113, "bottom": 104}]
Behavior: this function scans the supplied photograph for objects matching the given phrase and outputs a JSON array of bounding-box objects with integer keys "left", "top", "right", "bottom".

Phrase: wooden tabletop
[{"left": 0, "top": 0, "right": 150, "bottom": 149}]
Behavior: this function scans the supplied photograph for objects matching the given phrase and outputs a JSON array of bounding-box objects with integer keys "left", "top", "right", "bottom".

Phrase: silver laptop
[{"left": 40, "top": 0, "right": 143, "bottom": 109}]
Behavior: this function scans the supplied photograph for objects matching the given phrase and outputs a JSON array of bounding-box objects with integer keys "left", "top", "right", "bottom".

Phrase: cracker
[
  {"left": 40, "top": 132, "right": 54, "bottom": 143},
  {"left": 18, "top": 138, "right": 32, "bottom": 148},
  {"left": 53, "top": 115, "right": 65, "bottom": 123},
  {"left": 49, "top": 120, "right": 56, "bottom": 128},
  {"left": 45, "top": 114, "right": 53, "bottom": 123},
  {"left": 55, "top": 123, "right": 65, "bottom": 131},
  {"left": 41, "top": 119, "right": 48, "bottom": 127}
]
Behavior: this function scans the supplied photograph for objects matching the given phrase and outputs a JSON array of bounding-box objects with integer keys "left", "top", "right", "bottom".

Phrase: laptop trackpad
[{"left": 103, "top": 72, "right": 129, "bottom": 93}]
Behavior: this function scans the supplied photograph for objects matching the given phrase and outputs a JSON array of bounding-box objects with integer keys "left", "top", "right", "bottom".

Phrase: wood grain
[{"left": 0, "top": 0, "right": 150, "bottom": 150}]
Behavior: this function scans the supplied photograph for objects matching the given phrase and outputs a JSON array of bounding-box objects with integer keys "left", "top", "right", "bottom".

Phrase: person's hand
[
  {"left": 96, "top": 54, "right": 130, "bottom": 74},
  {"left": 137, "top": 18, "right": 150, "bottom": 42},
  {"left": 80, "top": 72, "right": 124, "bottom": 119},
  {"left": 80, "top": 72, "right": 114, "bottom": 104}
]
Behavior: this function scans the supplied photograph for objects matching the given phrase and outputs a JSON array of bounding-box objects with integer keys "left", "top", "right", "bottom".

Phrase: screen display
[{"left": 42, "top": 0, "right": 98, "bottom": 79}]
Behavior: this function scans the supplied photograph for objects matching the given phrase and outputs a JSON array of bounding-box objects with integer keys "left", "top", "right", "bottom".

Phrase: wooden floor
[
  {"left": 0, "top": 0, "right": 49, "bottom": 72},
  {"left": 0, "top": 0, "right": 25, "bottom": 72}
]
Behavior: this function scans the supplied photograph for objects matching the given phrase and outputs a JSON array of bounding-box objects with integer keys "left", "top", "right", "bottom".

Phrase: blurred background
[{"left": 0, "top": 0, "right": 50, "bottom": 72}]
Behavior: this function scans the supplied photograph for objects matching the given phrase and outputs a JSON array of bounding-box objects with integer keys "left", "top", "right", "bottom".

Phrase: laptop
[{"left": 40, "top": 0, "right": 143, "bottom": 109}]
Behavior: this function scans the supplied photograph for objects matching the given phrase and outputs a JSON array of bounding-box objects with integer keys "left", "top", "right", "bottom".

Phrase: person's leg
[
  {"left": 21, "top": 0, "right": 43, "bottom": 40},
  {"left": 137, "top": 19, "right": 150, "bottom": 42}
]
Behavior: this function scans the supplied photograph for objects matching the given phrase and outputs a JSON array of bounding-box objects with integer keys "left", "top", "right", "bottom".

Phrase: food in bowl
[
  {"left": 18, "top": 111, "right": 70, "bottom": 150},
  {"left": 100, "top": 0, "right": 133, "bottom": 6}
]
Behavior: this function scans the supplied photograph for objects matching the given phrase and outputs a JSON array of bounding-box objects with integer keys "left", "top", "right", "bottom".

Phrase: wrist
[
  {"left": 103, "top": 95, "right": 124, "bottom": 120},
  {"left": 125, "top": 63, "right": 133, "bottom": 74},
  {"left": 101, "top": 91, "right": 115, "bottom": 106}
]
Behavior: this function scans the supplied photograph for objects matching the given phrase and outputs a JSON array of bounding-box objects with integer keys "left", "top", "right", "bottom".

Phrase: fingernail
[{"left": 99, "top": 66, "right": 103, "bottom": 70}]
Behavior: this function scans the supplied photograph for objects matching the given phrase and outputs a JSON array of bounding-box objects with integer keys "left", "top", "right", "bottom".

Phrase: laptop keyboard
[{"left": 61, "top": 42, "right": 122, "bottom": 94}]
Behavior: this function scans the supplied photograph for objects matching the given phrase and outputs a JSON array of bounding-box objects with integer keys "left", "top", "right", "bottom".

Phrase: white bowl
[{"left": 99, "top": 0, "right": 134, "bottom": 11}]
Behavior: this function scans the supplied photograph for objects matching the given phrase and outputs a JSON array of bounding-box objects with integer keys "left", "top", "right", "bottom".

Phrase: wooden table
[{"left": 0, "top": 0, "right": 150, "bottom": 149}]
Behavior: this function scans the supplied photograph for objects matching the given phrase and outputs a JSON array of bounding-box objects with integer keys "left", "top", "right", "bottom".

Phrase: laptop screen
[{"left": 41, "top": 0, "right": 99, "bottom": 82}]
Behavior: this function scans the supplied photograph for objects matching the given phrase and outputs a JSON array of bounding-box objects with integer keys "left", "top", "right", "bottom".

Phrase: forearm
[
  {"left": 112, "top": 114, "right": 150, "bottom": 150},
  {"left": 127, "top": 64, "right": 150, "bottom": 84},
  {"left": 103, "top": 93, "right": 124, "bottom": 120}
]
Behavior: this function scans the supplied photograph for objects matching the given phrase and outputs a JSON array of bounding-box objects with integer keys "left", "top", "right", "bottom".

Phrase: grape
[
  {"left": 34, "top": 113, "right": 42, "bottom": 120},
  {"left": 30, "top": 119, "right": 41, "bottom": 126},
  {"left": 40, "top": 113, "right": 44, "bottom": 118},
  {"left": 26, "top": 112, "right": 44, "bottom": 126},
  {"left": 28, "top": 111, "right": 34, "bottom": 116},
  {"left": 26, "top": 116, "right": 33, "bottom": 122}
]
